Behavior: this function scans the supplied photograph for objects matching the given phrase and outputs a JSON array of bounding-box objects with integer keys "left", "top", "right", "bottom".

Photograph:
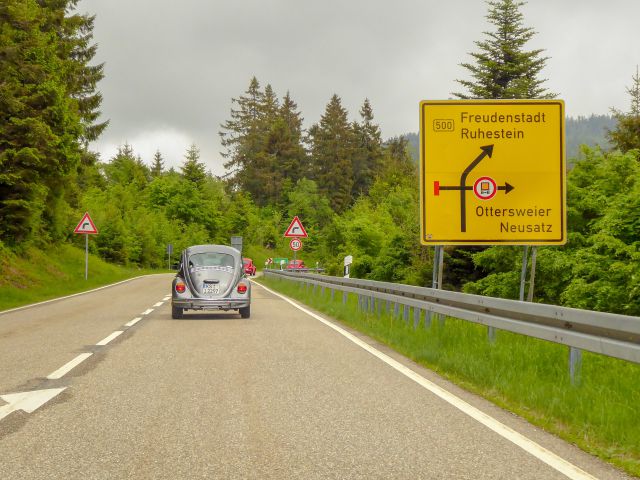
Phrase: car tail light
[
  {"left": 175, "top": 281, "right": 186, "bottom": 293},
  {"left": 237, "top": 283, "right": 248, "bottom": 294}
]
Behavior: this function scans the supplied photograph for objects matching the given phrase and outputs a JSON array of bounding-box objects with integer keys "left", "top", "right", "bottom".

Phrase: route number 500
[{"left": 433, "top": 119, "right": 454, "bottom": 132}]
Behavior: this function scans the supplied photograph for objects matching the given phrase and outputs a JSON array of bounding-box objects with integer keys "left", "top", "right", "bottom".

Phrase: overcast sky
[{"left": 76, "top": 0, "right": 640, "bottom": 175}]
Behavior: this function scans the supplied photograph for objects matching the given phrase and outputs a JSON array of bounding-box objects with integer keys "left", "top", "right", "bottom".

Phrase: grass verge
[
  {"left": 259, "top": 274, "right": 640, "bottom": 478},
  {"left": 0, "top": 243, "right": 161, "bottom": 312}
]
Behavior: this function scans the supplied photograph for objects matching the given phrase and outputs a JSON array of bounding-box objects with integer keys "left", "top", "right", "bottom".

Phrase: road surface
[{"left": 0, "top": 274, "right": 630, "bottom": 479}]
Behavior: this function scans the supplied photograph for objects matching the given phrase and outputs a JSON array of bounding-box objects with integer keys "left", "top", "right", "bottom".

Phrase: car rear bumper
[{"left": 172, "top": 298, "right": 250, "bottom": 311}]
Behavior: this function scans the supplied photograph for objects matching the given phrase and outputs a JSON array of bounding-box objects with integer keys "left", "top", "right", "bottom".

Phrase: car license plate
[{"left": 203, "top": 284, "right": 219, "bottom": 294}]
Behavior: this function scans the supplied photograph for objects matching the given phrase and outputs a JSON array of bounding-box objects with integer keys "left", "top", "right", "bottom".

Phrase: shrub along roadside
[
  {"left": 258, "top": 275, "right": 640, "bottom": 477},
  {"left": 0, "top": 243, "right": 160, "bottom": 312}
]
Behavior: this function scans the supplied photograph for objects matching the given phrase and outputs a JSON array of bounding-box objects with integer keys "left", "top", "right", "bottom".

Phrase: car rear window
[{"left": 189, "top": 253, "right": 234, "bottom": 268}]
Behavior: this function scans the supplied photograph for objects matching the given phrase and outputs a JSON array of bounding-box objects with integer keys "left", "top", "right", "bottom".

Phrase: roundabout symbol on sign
[
  {"left": 473, "top": 176, "right": 497, "bottom": 200},
  {"left": 290, "top": 238, "right": 302, "bottom": 251}
]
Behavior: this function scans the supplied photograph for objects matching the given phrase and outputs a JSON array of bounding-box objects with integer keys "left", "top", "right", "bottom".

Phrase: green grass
[
  {"left": 260, "top": 275, "right": 640, "bottom": 478},
  {"left": 0, "top": 243, "right": 160, "bottom": 311}
]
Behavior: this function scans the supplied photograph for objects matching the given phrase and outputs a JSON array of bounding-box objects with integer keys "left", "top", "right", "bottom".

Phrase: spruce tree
[
  {"left": 453, "top": 0, "right": 554, "bottom": 99},
  {"left": 256, "top": 91, "right": 308, "bottom": 206},
  {"left": 0, "top": 0, "right": 107, "bottom": 244},
  {"left": 307, "top": 94, "right": 354, "bottom": 213},
  {"left": 607, "top": 67, "right": 640, "bottom": 152},
  {"left": 351, "top": 99, "right": 383, "bottom": 197},
  {"left": 151, "top": 150, "right": 165, "bottom": 177},
  {"left": 181, "top": 144, "right": 207, "bottom": 186},
  {"left": 278, "top": 91, "right": 308, "bottom": 182},
  {"left": 220, "top": 77, "right": 265, "bottom": 192}
]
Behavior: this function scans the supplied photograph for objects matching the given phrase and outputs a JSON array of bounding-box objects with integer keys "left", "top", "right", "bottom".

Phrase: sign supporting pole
[
  {"left": 519, "top": 246, "right": 529, "bottom": 301},
  {"left": 431, "top": 246, "right": 441, "bottom": 289},
  {"left": 527, "top": 247, "right": 538, "bottom": 302},
  {"left": 84, "top": 234, "right": 88, "bottom": 280}
]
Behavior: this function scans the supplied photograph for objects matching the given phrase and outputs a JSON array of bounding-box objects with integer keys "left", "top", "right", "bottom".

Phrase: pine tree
[
  {"left": 220, "top": 79, "right": 308, "bottom": 206},
  {"left": 278, "top": 91, "right": 308, "bottom": 182},
  {"left": 103, "top": 144, "right": 150, "bottom": 188},
  {"left": 220, "top": 77, "right": 265, "bottom": 192},
  {"left": 181, "top": 144, "right": 207, "bottom": 186},
  {"left": 53, "top": 3, "right": 109, "bottom": 144},
  {"left": 607, "top": 67, "right": 640, "bottom": 152},
  {"left": 351, "top": 99, "right": 383, "bottom": 197},
  {"left": 255, "top": 91, "right": 308, "bottom": 207},
  {"left": 453, "top": 0, "right": 554, "bottom": 99},
  {"left": 151, "top": 150, "right": 164, "bottom": 177},
  {"left": 308, "top": 94, "right": 354, "bottom": 213},
  {"left": 0, "top": 0, "right": 107, "bottom": 244}
]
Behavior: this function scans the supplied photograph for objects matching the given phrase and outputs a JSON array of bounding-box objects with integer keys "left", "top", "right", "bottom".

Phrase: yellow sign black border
[{"left": 419, "top": 99, "right": 566, "bottom": 245}]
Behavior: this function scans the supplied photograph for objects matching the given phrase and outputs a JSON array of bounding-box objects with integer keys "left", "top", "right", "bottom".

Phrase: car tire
[
  {"left": 239, "top": 305, "right": 251, "bottom": 319},
  {"left": 172, "top": 305, "right": 183, "bottom": 319}
]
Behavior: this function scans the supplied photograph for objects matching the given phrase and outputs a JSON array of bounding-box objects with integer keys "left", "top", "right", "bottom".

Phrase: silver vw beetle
[{"left": 171, "top": 245, "right": 251, "bottom": 319}]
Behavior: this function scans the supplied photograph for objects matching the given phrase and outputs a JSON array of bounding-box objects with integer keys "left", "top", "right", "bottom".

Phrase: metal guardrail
[
  {"left": 264, "top": 270, "right": 640, "bottom": 367},
  {"left": 265, "top": 267, "right": 325, "bottom": 273}
]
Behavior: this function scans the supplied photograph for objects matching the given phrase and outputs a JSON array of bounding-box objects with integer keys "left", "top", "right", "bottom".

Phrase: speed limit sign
[{"left": 290, "top": 238, "right": 302, "bottom": 251}]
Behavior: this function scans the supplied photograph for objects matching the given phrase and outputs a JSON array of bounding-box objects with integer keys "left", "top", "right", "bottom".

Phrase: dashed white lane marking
[
  {"left": 163, "top": 296, "right": 171, "bottom": 301},
  {"left": 47, "top": 353, "right": 93, "bottom": 380},
  {"left": 96, "top": 331, "right": 123, "bottom": 346},
  {"left": 124, "top": 317, "right": 142, "bottom": 327},
  {"left": 141, "top": 308, "right": 154, "bottom": 315},
  {"left": 255, "top": 281, "right": 597, "bottom": 480},
  {"left": 153, "top": 302, "right": 164, "bottom": 307}
]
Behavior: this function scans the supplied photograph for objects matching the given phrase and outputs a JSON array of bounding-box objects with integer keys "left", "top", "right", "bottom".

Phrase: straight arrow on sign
[{"left": 0, "top": 387, "right": 67, "bottom": 422}]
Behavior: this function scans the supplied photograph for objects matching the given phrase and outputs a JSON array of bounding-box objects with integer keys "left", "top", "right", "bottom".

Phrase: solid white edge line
[
  {"left": 254, "top": 281, "right": 597, "bottom": 480},
  {"left": 124, "top": 317, "right": 143, "bottom": 327},
  {"left": 47, "top": 353, "right": 93, "bottom": 380},
  {"left": 153, "top": 302, "right": 164, "bottom": 307},
  {"left": 163, "top": 296, "right": 171, "bottom": 301},
  {"left": 96, "top": 331, "right": 123, "bottom": 346},
  {"left": 141, "top": 308, "right": 154, "bottom": 315},
  {"left": 0, "top": 273, "right": 171, "bottom": 316}
]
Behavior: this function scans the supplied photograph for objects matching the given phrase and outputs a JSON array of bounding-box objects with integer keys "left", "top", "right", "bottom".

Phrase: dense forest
[{"left": 2, "top": 1, "right": 640, "bottom": 316}]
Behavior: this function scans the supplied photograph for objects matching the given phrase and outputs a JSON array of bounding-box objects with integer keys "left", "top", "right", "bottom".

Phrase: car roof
[{"left": 184, "top": 245, "right": 240, "bottom": 258}]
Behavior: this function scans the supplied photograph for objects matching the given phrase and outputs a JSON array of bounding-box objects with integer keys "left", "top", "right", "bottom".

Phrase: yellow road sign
[{"left": 420, "top": 100, "right": 566, "bottom": 245}]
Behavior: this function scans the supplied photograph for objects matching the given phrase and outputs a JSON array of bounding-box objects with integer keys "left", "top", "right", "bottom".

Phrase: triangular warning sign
[
  {"left": 74, "top": 212, "right": 98, "bottom": 234},
  {"left": 284, "top": 216, "right": 308, "bottom": 238}
]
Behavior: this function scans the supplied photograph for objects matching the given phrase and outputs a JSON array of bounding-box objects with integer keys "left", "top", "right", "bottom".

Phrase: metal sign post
[
  {"left": 84, "top": 234, "right": 88, "bottom": 280},
  {"left": 166, "top": 243, "right": 173, "bottom": 270}
]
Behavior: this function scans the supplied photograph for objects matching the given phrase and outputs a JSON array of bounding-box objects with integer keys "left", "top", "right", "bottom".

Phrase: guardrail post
[
  {"left": 488, "top": 326, "right": 497, "bottom": 343},
  {"left": 424, "top": 309, "right": 432, "bottom": 329},
  {"left": 403, "top": 304, "right": 409, "bottom": 323},
  {"left": 414, "top": 308, "right": 421, "bottom": 329},
  {"left": 385, "top": 300, "right": 390, "bottom": 314},
  {"left": 370, "top": 297, "right": 375, "bottom": 313},
  {"left": 343, "top": 291, "right": 347, "bottom": 305},
  {"left": 377, "top": 299, "right": 382, "bottom": 317},
  {"left": 569, "top": 347, "right": 582, "bottom": 385},
  {"left": 394, "top": 302, "right": 400, "bottom": 319},
  {"left": 331, "top": 288, "right": 335, "bottom": 301}
]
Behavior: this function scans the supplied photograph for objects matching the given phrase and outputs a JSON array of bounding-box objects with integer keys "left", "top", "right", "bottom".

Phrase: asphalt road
[{"left": 0, "top": 274, "right": 631, "bottom": 479}]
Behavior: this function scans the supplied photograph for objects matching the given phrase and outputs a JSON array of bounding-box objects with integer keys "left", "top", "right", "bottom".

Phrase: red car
[
  {"left": 242, "top": 258, "right": 256, "bottom": 276},
  {"left": 285, "top": 259, "right": 306, "bottom": 270}
]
